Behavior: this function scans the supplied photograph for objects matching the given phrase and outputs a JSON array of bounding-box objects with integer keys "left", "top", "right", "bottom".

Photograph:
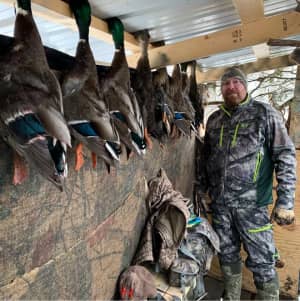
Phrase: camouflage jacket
[{"left": 198, "top": 95, "right": 296, "bottom": 209}]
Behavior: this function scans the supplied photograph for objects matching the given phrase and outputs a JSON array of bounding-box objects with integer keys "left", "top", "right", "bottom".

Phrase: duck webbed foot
[
  {"left": 144, "top": 128, "right": 153, "bottom": 150},
  {"left": 91, "top": 152, "right": 97, "bottom": 169},
  {"left": 12, "top": 151, "right": 28, "bottom": 185},
  {"left": 170, "top": 123, "right": 180, "bottom": 139},
  {"left": 126, "top": 147, "right": 134, "bottom": 160},
  {"left": 75, "top": 143, "right": 85, "bottom": 171}
]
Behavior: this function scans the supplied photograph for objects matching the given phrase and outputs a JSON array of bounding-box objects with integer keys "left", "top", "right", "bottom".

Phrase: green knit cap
[{"left": 221, "top": 67, "right": 247, "bottom": 89}]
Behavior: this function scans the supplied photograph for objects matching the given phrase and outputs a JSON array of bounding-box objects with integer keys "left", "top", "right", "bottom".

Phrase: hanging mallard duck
[
  {"left": 187, "top": 61, "right": 204, "bottom": 129},
  {"left": 181, "top": 62, "right": 203, "bottom": 142},
  {"left": 152, "top": 67, "right": 174, "bottom": 142},
  {"left": 131, "top": 30, "right": 155, "bottom": 149},
  {"left": 0, "top": 0, "right": 71, "bottom": 190},
  {"left": 102, "top": 17, "right": 146, "bottom": 157},
  {"left": 169, "top": 64, "right": 193, "bottom": 138},
  {"left": 180, "top": 62, "right": 196, "bottom": 123},
  {"left": 60, "top": 0, "right": 121, "bottom": 172}
]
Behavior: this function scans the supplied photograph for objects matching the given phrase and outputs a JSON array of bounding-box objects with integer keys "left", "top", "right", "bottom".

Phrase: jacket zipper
[{"left": 253, "top": 151, "right": 263, "bottom": 182}]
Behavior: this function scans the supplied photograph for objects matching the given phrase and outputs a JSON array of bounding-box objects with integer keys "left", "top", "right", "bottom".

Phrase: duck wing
[
  {"left": 0, "top": 89, "right": 66, "bottom": 190},
  {"left": 0, "top": 4, "right": 71, "bottom": 188},
  {"left": 61, "top": 37, "right": 121, "bottom": 164}
]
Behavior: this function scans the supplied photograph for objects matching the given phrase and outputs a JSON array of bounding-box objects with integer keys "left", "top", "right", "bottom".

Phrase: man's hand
[{"left": 273, "top": 207, "right": 295, "bottom": 226}]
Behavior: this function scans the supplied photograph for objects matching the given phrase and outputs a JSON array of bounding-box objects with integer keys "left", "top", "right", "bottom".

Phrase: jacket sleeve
[
  {"left": 266, "top": 106, "right": 296, "bottom": 210},
  {"left": 195, "top": 122, "right": 211, "bottom": 196}
]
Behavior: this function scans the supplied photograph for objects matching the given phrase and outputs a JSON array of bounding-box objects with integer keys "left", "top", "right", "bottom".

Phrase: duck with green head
[
  {"left": 102, "top": 17, "right": 146, "bottom": 157},
  {"left": 60, "top": 0, "right": 121, "bottom": 171},
  {"left": 0, "top": 0, "right": 71, "bottom": 190}
]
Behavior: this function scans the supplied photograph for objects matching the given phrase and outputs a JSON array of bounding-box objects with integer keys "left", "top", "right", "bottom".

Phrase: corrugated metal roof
[
  {"left": 0, "top": 0, "right": 299, "bottom": 71},
  {"left": 90, "top": 0, "right": 240, "bottom": 44}
]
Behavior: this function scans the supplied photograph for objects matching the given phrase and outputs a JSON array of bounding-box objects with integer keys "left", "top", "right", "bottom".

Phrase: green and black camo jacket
[{"left": 198, "top": 95, "right": 296, "bottom": 209}]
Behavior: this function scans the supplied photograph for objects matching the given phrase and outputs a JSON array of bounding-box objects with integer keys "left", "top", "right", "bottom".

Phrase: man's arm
[{"left": 267, "top": 106, "right": 296, "bottom": 224}]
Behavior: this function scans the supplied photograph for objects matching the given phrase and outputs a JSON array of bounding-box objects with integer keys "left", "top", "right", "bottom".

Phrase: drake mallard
[
  {"left": 131, "top": 30, "right": 155, "bottom": 149},
  {"left": 60, "top": 0, "right": 121, "bottom": 171},
  {"left": 102, "top": 17, "right": 146, "bottom": 157},
  {"left": 0, "top": 0, "right": 71, "bottom": 190},
  {"left": 152, "top": 67, "right": 174, "bottom": 142}
]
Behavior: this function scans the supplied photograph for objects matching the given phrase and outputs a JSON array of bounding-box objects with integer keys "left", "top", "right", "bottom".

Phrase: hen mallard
[
  {"left": 102, "top": 17, "right": 146, "bottom": 157},
  {"left": 131, "top": 30, "right": 155, "bottom": 149},
  {"left": 169, "top": 64, "right": 193, "bottom": 138},
  {"left": 60, "top": 0, "right": 121, "bottom": 171},
  {"left": 187, "top": 61, "right": 204, "bottom": 129},
  {"left": 180, "top": 62, "right": 196, "bottom": 122},
  {"left": 152, "top": 67, "right": 174, "bottom": 142},
  {"left": 180, "top": 62, "right": 203, "bottom": 141},
  {"left": 0, "top": 0, "right": 71, "bottom": 190}
]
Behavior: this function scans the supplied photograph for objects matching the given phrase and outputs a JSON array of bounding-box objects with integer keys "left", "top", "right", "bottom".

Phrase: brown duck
[
  {"left": 60, "top": 0, "right": 121, "bottom": 171},
  {"left": 131, "top": 30, "right": 155, "bottom": 149},
  {"left": 0, "top": 0, "right": 71, "bottom": 190},
  {"left": 102, "top": 17, "right": 146, "bottom": 157}
]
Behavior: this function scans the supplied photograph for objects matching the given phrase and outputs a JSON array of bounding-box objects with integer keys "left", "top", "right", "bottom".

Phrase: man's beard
[{"left": 224, "top": 93, "right": 241, "bottom": 107}]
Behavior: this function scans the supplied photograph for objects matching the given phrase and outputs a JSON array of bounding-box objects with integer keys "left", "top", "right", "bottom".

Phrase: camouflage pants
[{"left": 212, "top": 205, "right": 277, "bottom": 284}]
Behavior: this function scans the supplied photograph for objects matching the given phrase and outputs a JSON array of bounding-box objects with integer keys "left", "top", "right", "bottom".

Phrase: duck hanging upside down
[
  {"left": 102, "top": 17, "right": 146, "bottom": 158},
  {"left": 61, "top": 0, "right": 121, "bottom": 172},
  {"left": 0, "top": 0, "right": 71, "bottom": 190}
]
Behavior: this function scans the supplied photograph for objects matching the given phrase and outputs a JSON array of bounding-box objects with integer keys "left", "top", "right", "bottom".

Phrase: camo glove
[{"left": 273, "top": 207, "right": 295, "bottom": 226}]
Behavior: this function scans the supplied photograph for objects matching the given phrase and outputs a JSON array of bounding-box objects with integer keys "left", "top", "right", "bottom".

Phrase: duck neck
[
  {"left": 17, "top": 0, "right": 31, "bottom": 13},
  {"left": 70, "top": 0, "right": 91, "bottom": 41},
  {"left": 113, "top": 30, "right": 124, "bottom": 50},
  {"left": 78, "top": 24, "right": 89, "bottom": 41},
  {"left": 76, "top": 10, "right": 90, "bottom": 41},
  {"left": 108, "top": 18, "right": 125, "bottom": 50}
]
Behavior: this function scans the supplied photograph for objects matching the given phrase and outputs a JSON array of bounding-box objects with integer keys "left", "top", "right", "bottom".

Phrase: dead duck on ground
[
  {"left": 0, "top": 0, "right": 71, "bottom": 191},
  {"left": 102, "top": 17, "right": 146, "bottom": 159},
  {"left": 60, "top": 0, "right": 121, "bottom": 172}
]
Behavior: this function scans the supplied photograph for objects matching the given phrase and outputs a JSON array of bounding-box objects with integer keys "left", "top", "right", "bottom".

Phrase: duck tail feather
[
  {"left": 22, "top": 137, "right": 65, "bottom": 190},
  {"left": 174, "top": 119, "right": 192, "bottom": 137}
]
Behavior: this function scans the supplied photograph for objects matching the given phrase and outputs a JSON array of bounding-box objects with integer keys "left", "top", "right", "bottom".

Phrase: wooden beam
[
  {"left": 126, "top": 11, "right": 300, "bottom": 69},
  {"left": 1, "top": 0, "right": 141, "bottom": 52},
  {"left": 232, "top": 0, "right": 270, "bottom": 61},
  {"left": 232, "top": 0, "right": 264, "bottom": 23},
  {"left": 196, "top": 55, "right": 297, "bottom": 83},
  {"left": 268, "top": 38, "right": 300, "bottom": 47}
]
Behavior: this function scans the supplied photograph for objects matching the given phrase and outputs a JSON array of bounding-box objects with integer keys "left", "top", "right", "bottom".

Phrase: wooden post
[{"left": 290, "top": 66, "right": 300, "bottom": 149}]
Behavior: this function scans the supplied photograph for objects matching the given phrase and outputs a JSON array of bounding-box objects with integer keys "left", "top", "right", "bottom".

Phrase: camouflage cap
[{"left": 221, "top": 67, "right": 248, "bottom": 89}]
